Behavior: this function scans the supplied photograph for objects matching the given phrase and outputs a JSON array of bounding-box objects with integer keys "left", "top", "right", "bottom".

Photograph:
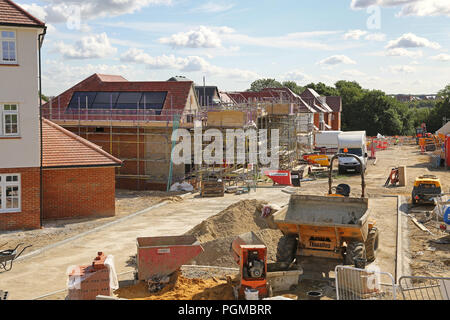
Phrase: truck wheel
[
  {"left": 365, "top": 227, "right": 379, "bottom": 263},
  {"left": 276, "top": 235, "right": 298, "bottom": 265},
  {"left": 344, "top": 241, "right": 366, "bottom": 266}
]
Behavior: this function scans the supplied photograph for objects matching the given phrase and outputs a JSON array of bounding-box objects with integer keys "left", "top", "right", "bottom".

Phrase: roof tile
[
  {"left": 42, "top": 118, "right": 122, "bottom": 168},
  {"left": 0, "top": 0, "right": 45, "bottom": 27}
]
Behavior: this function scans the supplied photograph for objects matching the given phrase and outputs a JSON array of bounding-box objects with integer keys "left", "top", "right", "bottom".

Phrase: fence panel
[
  {"left": 335, "top": 265, "right": 396, "bottom": 300},
  {"left": 398, "top": 276, "right": 450, "bottom": 300}
]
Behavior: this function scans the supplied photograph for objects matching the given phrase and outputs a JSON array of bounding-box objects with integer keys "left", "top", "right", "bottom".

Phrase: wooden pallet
[{"left": 201, "top": 181, "right": 225, "bottom": 198}]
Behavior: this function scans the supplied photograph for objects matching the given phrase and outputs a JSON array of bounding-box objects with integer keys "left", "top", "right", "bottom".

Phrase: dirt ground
[
  {"left": 1, "top": 142, "right": 449, "bottom": 300},
  {"left": 0, "top": 190, "right": 184, "bottom": 253}
]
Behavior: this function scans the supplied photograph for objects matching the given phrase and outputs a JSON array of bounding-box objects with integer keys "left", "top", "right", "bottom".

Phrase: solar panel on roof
[
  {"left": 67, "top": 91, "right": 168, "bottom": 113},
  {"left": 67, "top": 92, "right": 97, "bottom": 110}
]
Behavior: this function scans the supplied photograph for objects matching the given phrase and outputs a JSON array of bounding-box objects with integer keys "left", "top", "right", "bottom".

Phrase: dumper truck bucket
[
  {"left": 273, "top": 195, "right": 370, "bottom": 227},
  {"left": 136, "top": 235, "right": 204, "bottom": 281}
]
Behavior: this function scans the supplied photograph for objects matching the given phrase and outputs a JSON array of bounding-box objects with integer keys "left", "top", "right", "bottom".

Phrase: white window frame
[
  {"left": 0, "top": 30, "right": 17, "bottom": 64},
  {"left": 0, "top": 174, "right": 21, "bottom": 213},
  {"left": 0, "top": 103, "right": 20, "bottom": 136}
]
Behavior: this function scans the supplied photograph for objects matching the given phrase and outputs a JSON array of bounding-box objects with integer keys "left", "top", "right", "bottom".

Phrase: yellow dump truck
[{"left": 266, "top": 154, "right": 379, "bottom": 267}]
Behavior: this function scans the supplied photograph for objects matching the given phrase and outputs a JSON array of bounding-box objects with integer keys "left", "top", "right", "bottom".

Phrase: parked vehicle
[
  {"left": 411, "top": 175, "right": 442, "bottom": 205},
  {"left": 337, "top": 131, "right": 368, "bottom": 174}
]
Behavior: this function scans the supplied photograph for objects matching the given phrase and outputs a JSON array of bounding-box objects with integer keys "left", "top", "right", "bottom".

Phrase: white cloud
[
  {"left": 19, "top": 0, "right": 172, "bottom": 24},
  {"left": 56, "top": 33, "right": 117, "bottom": 59},
  {"left": 350, "top": 0, "right": 450, "bottom": 17},
  {"left": 430, "top": 53, "right": 450, "bottom": 61},
  {"left": 341, "top": 69, "right": 367, "bottom": 77},
  {"left": 344, "top": 29, "right": 368, "bottom": 40},
  {"left": 365, "top": 33, "right": 386, "bottom": 41},
  {"left": 120, "top": 48, "right": 259, "bottom": 79},
  {"left": 43, "top": 60, "right": 147, "bottom": 95},
  {"left": 386, "top": 33, "right": 441, "bottom": 50},
  {"left": 281, "top": 70, "right": 311, "bottom": 82},
  {"left": 159, "top": 26, "right": 233, "bottom": 49},
  {"left": 221, "top": 31, "right": 339, "bottom": 51},
  {"left": 19, "top": 3, "right": 48, "bottom": 21},
  {"left": 318, "top": 55, "right": 357, "bottom": 65},
  {"left": 398, "top": 0, "right": 450, "bottom": 17},
  {"left": 388, "top": 65, "right": 416, "bottom": 73},
  {"left": 385, "top": 48, "right": 423, "bottom": 58},
  {"left": 193, "top": 2, "right": 234, "bottom": 13}
]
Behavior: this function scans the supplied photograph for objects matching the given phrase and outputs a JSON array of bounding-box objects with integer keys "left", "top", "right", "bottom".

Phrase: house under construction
[{"left": 42, "top": 74, "right": 341, "bottom": 191}]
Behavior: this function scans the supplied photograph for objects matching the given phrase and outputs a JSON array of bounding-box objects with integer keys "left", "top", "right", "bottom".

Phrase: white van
[{"left": 337, "top": 131, "right": 368, "bottom": 174}]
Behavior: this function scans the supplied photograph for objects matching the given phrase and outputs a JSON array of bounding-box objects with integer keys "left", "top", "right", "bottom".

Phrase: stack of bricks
[{"left": 68, "top": 252, "right": 111, "bottom": 300}]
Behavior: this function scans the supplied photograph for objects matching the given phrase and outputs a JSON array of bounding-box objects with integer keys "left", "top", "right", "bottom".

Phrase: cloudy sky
[{"left": 17, "top": 0, "right": 450, "bottom": 96}]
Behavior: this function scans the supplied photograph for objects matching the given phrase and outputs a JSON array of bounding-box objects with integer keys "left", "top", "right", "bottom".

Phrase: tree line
[{"left": 248, "top": 79, "right": 450, "bottom": 136}]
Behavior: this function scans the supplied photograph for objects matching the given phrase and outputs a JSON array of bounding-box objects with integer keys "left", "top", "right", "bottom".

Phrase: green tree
[
  {"left": 282, "top": 81, "right": 304, "bottom": 95},
  {"left": 437, "top": 84, "right": 450, "bottom": 100},
  {"left": 248, "top": 79, "right": 282, "bottom": 92},
  {"left": 40, "top": 93, "right": 49, "bottom": 102},
  {"left": 304, "top": 82, "right": 339, "bottom": 96}
]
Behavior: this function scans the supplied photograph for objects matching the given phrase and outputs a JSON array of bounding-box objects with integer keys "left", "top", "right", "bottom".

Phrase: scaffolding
[{"left": 42, "top": 94, "right": 315, "bottom": 191}]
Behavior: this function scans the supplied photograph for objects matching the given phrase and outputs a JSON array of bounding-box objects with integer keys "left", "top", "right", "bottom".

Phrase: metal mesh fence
[{"left": 335, "top": 266, "right": 396, "bottom": 300}]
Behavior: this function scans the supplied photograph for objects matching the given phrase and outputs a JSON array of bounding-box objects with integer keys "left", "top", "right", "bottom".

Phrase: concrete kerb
[
  {"left": 16, "top": 192, "right": 195, "bottom": 262},
  {"left": 396, "top": 195, "right": 411, "bottom": 283}
]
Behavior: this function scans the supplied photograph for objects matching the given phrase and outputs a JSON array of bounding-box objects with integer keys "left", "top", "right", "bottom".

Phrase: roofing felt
[
  {"left": 0, "top": 0, "right": 45, "bottom": 27},
  {"left": 42, "top": 118, "right": 122, "bottom": 168}
]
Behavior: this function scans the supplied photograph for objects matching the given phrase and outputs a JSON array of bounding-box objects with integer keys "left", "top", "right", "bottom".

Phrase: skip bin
[{"left": 136, "top": 236, "right": 204, "bottom": 281}]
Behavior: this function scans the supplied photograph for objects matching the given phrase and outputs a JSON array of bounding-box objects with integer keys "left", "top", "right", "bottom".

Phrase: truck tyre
[
  {"left": 344, "top": 241, "right": 366, "bottom": 266},
  {"left": 276, "top": 235, "right": 297, "bottom": 265},
  {"left": 365, "top": 227, "right": 379, "bottom": 263}
]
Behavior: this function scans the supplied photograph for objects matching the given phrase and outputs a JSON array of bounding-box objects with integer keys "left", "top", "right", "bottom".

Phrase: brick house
[
  {"left": 0, "top": 1, "right": 122, "bottom": 231},
  {"left": 42, "top": 74, "right": 200, "bottom": 191},
  {"left": 0, "top": 0, "right": 46, "bottom": 230},
  {"left": 299, "top": 88, "right": 335, "bottom": 131},
  {"left": 42, "top": 119, "right": 122, "bottom": 220}
]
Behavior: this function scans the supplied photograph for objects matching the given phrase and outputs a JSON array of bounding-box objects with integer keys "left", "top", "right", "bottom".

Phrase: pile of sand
[
  {"left": 114, "top": 272, "right": 235, "bottom": 300},
  {"left": 184, "top": 200, "right": 284, "bottom": 268}
]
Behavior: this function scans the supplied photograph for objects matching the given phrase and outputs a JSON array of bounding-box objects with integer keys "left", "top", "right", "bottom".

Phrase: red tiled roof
[
  {"left": 42, "top": 118, "right": 122, "bottom": 168},
  {"left": 42, "top": 73, "right": 195, "bottom": 115},
  {"left": 0, "top": 0, "right": 45, "bottom": 27},
  {"left": 326, "top": 96, "right": 342, "bottom": 112}
]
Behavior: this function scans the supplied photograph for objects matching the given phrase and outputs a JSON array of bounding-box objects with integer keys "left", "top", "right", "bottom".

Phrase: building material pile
[
  {"left": 184, "top": 200, "right": 284, "bottom": 267},
  {"left": 114, "top": 271, "right": 235, "bottom": 300}
]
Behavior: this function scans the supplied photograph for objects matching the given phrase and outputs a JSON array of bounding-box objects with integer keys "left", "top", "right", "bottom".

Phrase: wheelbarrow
[{"left": 0, "top": 243, "right": 32, "bottom": 272}]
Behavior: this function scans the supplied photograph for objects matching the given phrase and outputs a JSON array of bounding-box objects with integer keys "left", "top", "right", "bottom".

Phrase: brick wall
[
  {"left": 43, "top": 167, "right": 116, "bottom": 220},
  {"left": 0, "top": 167, "right": 40, "bottom": 231},
  {"left": 331, "top": 112, "right": 341, "bottom": 131}
]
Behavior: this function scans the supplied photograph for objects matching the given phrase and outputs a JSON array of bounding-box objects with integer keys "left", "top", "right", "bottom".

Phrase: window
[
  {"left": 1, "top": 30, "right": 16, "bottom": 64},
  {"left": 1, "top": 104, "right": 19, "bottom": 136},
  {"left": 0, "top": 174, "right": 21, "bottom": 213}
]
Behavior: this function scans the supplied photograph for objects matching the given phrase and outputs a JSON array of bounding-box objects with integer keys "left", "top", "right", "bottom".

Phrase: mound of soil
[{"left": 185, "top": 200, "right": 284, "bottom": 268}]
